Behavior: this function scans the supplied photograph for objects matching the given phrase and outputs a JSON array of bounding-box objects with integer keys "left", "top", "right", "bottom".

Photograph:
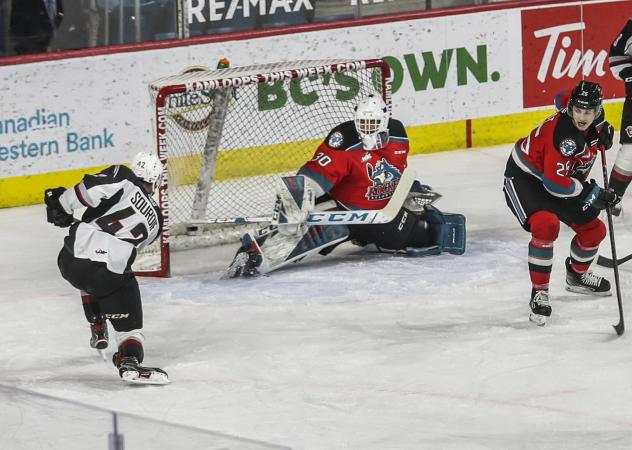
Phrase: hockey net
[{"left": 135, "top": 58, "right": 391, "bottom": 277}]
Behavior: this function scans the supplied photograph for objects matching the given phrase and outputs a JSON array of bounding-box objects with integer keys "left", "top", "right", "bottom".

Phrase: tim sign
[{"left": 521, "top": 1, "right": 632, "bottom": 108}]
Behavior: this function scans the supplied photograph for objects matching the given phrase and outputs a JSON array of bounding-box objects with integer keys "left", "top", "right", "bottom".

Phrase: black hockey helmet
[{"left": 568, "top": 80, "right": 603, "bottom": 113}]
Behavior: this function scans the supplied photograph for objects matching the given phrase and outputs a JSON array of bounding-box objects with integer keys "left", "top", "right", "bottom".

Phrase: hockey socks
[
  {"left": 610, "top": 144, "right": 632, "bottom": 197},
  {"left": 527, "top": 211, "right": 559, "bottom": 292},
  {"left": 566, "top": 220, "right": 609, "bottom": 295},
  {"left": 528, "top": 238, "right": 553, "bottom": 291}
]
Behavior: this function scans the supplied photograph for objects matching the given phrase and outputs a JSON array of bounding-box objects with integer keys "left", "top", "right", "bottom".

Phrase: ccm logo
[
  {"left": 309, "top": 212, "right": 370, "bottom": 222},
  {"left": 397, "top": 211, "right": 408, "bottom": 231},
  {"left": 105, "top": 313, "right": 130, "bottom": 319}
]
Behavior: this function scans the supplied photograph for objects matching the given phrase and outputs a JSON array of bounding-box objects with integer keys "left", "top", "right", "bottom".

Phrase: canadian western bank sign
[{"left": 0, "top": 109, "right": 115, "bottom": 163}]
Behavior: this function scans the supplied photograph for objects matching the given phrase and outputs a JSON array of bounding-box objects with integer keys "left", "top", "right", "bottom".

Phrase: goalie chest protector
[{"left": 299, "top": 119, "right": 409, "bottom": 210}]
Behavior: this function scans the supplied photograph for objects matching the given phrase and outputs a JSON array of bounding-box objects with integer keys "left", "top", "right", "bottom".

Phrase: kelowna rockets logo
[
  {"left": 365, "top": 159, "right": 401, "bottom": 201},
  {"left": 570, "top": 155, "right": 596, "bottom": 177}
]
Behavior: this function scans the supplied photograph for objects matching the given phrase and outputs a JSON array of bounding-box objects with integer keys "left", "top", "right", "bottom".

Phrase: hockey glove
[
  {"left": 581, "top": 180, "right": 621, "bottom": 211},
  {"left": 44, "top": 187, "right": 74, "bottom": 227},
  {"left": 403, "top": 181, "right": 442, "bottom": 213},
  {"left": 597, "top": 121, "right": 615, "bottom": 150}
]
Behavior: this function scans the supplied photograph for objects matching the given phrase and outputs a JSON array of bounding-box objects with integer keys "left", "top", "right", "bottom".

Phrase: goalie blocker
[{"left": 224, "top": 174, "right": 465, "bottom": 278}]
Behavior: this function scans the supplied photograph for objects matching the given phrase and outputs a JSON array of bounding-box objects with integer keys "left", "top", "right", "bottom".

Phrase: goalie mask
[
  {"left": 131, "top": 152, "right": 163, "bottom": 193},
  {"left": 354, "top": 95, "right": 389, "bottom": 150}
]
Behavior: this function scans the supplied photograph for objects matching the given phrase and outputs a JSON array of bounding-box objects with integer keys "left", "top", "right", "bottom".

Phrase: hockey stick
[
  {"left": 599, "top": 147, "right": 625, "bottom": 335},
  {"left": 596, "top": 253, "right": 632, "bottom": 268},
  {"left": 187, "top": 169, "right": 417, "bottom": 228},
  {"left": 304, "top": 168, "right": 415, "bottom": 225}
]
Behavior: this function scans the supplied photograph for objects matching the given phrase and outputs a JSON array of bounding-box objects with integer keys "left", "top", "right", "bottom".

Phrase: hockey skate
[
  {"left": 89, "top": 314, "right": 108, "bottom": 350},
  {"left": 529, "top": 289, "right": 551, "bottom": 326},
  {"left": 223, "top": 235, "right": 263, "bottom": 279},
  {"left": 565, "top": 258, "right": 612, "bottom": 296},
  {"left": 112, "top": 353, "right": 170, "bottom": 385}
]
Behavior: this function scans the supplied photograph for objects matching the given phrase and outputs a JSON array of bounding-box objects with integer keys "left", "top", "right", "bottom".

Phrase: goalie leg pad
[
  {"left": 406, "top": 207, "right": 466, "bottom": 257},
  {"left": 259, "top": 224, "right": 349, "bottom": 274},
  {"left": 225, "top": 224, "right": 349, "bottom": 277},
  {"left": 285, "top": 224, "right": 349, "bottom": 261},
  {"left": 275, "top": 175, "right": 315, "bottom": 235}
]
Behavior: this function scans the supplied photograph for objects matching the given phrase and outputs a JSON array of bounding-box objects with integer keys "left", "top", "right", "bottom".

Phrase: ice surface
[{"left": 2, "top": 144, "right": 632, "bottom": 449}]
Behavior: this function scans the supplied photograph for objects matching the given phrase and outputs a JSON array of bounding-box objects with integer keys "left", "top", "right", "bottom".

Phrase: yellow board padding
[
  {"left": 604, "top": 102, "right": 624, "bottom": 128},
  {"left": 0, "top": 166, "right": 111, "bottom": 208},
  {"left": 471, "top": 101, "right": 624, "bottom": 148},
  {"left": 407, "top": 121, "right": 467, "bottom": 155},
  {"left": 1, "top": 101, "right": 625, "bottom": 209},
  {"left": 471, "top": 110, "right": 553, "bottom": 148},
  {"left": 169, "top": 138, "right": 322, "bottom": 186}
]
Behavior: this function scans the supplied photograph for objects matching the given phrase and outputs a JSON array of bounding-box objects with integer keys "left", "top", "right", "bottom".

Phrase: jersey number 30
[{"left": 312, "top": 152, "right": 332, "bottom": 167}]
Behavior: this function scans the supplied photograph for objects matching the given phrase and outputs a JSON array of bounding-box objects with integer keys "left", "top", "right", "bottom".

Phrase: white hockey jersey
[
  {"left": 59, "top": 165, "right": 163, "bottom": 274},
  {"left": 610, "top": 18, "right": 632, "bottom": 79}
]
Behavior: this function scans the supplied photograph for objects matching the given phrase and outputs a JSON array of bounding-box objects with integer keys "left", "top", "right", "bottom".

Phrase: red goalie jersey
[
  {"left": 505, "top": 90, "right": 606, "bottom": 198},
  {"left": 298, "top": 119, "right": 409, "bottom": 210}
]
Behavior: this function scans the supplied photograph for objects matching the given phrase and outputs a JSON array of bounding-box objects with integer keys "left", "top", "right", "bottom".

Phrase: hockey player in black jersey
[
  {"left": 608, "top": 18, "right": 632, "bottom": 198},
  {"left": 45, "top": 152, "right": 169, "bottom": 385}
]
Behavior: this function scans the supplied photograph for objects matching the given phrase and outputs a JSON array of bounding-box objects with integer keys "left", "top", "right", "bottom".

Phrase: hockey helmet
[
  {"left": 354, "top": 95, "right": 389, "bottom": 150},
  {"left": 568, "top": 80, "right": 603, "bottom": 113},
  {"left": 131, "top": 152, "right": 163, "bottom": 192}
]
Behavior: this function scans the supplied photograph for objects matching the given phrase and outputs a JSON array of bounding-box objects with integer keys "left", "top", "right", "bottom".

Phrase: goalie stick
[
  {"left": 187, "top": 169, "right": 417, "bottom": 228},
  {"left": 596, "top": 253, "right": 632, "bottom": 268},
  {"left": 303, "top": 168, "right": 415, "bottom": 225}
]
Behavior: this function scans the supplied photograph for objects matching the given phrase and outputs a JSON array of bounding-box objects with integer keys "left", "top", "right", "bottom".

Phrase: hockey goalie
[{"left": 225, "top": 95, "right": 466, "bottom": 278}]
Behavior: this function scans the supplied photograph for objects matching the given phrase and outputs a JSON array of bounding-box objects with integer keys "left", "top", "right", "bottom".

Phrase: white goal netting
[{"left": 135, "top": 58, "right": 391, "bottom": 276}]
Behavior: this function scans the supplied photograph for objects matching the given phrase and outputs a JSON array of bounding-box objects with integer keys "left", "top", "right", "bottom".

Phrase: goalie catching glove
[
  {"left": 44, "top": 187, "right": 74, "bottom": 228},
  {"left": 403, "top": 180, "right": 442, "bottom": 212}
]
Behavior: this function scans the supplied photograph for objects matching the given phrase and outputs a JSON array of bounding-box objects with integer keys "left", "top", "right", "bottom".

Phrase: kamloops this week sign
[{"left": 521, "top": 0, "right": 632, "bottom": 108}]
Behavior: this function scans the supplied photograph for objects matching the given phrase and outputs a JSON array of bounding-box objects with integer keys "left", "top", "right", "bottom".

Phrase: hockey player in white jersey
[
  {"left": 45, "top": 152, "right": 169, "bottom": 385},
  {"left": 608, "top": 18, "right": 632, "bottom": 198}
]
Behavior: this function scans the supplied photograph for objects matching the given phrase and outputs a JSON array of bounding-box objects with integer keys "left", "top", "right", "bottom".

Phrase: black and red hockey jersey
[
  {"left": 298, "top": 119, "right": 409, "bottom": 210},
  {"left": 505, "top": 91, "right": 605, "bottom": 198}
]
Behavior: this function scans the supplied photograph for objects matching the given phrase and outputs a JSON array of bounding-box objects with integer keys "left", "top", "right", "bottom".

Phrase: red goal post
[{"left": 136, "top": 58, "right": 392, "bottom": 277}]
